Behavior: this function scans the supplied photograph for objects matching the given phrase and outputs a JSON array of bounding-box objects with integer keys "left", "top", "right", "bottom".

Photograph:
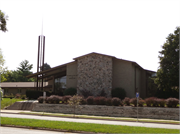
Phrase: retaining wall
[{"left": 32, "top": 103, "right": 179, "bottom": 120}]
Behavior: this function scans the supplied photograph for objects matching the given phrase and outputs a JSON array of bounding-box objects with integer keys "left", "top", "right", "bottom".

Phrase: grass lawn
[
  {"left": 1, "top": 117, "right": 179, "bottom": 133},
  {"left": 1, "top": 98, "right": 24, "bottom": 109}
]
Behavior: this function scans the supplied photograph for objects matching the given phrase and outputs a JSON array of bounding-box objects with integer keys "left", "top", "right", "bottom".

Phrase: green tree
[
  {"left": 3, "top": 60, "right": 35, "bottom": 82},
  {"left": 3, "top": 70, "right": 20, "bottom": 82},
  {"left": 0, "top": 10, "right": 8, "bottom": 32},
  {"left": 16, "top": 60, "right": 34, "bottom": 82},
  {"left": 155, "top": 27, "right": 179, "bottom": 98},
  {"left": 0, "top": 48, "right": 7, "bottom": 82},
  {"left": 40, "top": 63, "right": 51, "bottom": 71},
  {"left": 0, "top": 10, "right": 8, "bottom": 80}
]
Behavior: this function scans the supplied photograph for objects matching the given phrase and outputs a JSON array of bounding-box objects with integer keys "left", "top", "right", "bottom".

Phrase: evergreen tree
[{"left": 155, "top": 27, "right": 179, "bottom": 98}]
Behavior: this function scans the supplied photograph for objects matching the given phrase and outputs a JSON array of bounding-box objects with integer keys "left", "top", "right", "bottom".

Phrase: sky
[{"left": 0, "top": 0, "right": 179, "bottom": 73}]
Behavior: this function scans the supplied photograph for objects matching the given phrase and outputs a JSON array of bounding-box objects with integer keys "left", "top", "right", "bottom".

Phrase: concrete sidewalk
[
  {"left": 1, "top": 109, "right": 179, "bottom": 122},
  {"left": 1, "top": 110, "right": 180, "bottom": 130}
]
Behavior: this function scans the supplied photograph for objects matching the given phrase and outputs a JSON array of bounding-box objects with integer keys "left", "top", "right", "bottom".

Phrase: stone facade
[
  {"left": 76, "top": 53, "right": 112, "bottom": 97},
  {"left": 32, "top": 103, "right": 179, "bottom": 120}
]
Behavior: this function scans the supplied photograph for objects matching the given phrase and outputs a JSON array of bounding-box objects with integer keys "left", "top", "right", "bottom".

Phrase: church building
[{"left": 27, "top": 52, "right": 155, "bottom": 98}]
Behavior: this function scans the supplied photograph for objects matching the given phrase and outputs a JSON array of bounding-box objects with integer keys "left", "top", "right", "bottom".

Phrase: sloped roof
[
  {"left": 73, "top": 52, "right": 116, "bottom": 60},
  {"left": 0, "top": 82, "right": 48, "bottom": 88},
  {"left": 27, "top": 52, "right": 156, "bottom": 79}
]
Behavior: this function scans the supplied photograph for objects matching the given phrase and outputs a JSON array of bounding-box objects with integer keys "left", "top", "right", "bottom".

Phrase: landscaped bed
[
  {"left": 33, "top": 95, "right": 180, "bottom": 120},
  {"left": 37, "top": 95, "right": 180, "bottom": 108}
]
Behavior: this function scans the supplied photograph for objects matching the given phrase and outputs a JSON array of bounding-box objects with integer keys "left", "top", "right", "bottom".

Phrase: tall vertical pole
[
  {"left": 37, "top": 36, "right": 40, "bottom": 91},
  {"left": 41, "top": 36, "right": 45, "bottom": 91},
  {"left": 42, "top": 36, "right": 45, "bottom": 91}
]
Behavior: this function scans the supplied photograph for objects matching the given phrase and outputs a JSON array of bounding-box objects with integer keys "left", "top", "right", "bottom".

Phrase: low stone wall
[
  {"left": 32, "top": 103, "right": 179, "bottom": 120},
  {"left": 6, "top": 101, "right": 37, "bottom": 110}
]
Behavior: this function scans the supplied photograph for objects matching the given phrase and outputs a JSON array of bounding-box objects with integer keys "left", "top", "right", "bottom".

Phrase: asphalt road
[
  {"left": 1, "top": 113, "right": 180, "bottom": 130},
  {"left": 0, "top": 126, "right": 80, "bottom": 134}
]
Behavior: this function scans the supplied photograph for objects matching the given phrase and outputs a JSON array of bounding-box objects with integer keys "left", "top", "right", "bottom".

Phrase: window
[
  {"left": 17, "top": 89, "right": 21, "bottom": 93},
  {"left": 55, "top": 76, "right": 66, "bottom": 90}
]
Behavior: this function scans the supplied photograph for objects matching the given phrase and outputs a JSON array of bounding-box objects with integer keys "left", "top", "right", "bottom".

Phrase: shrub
[
  {"left": 138, "top": 99, "right": 145, "bottom": 107},
  {"left": 21, "top": 95, "right": 26, "bottom": 100},
  {"left": 86, "top": 96, "right": 94, "bottom": 105},
  {"left": 130, "top": 98, "right": 137, "bottom": 106},
  {"left": 144, "top": 97, "right": 157, "bottom": 107},
  {"left": 80, "top": 98, "right": 87, "bottom": 105},
  {"left": 156, "top": 98, "right": 166, "bottom": 107},
  {"left": 37, "top": 96, "right": 44, "bottom": 103},
  {"left": 166, "top": 98, "right": 179, "bottom": 107},
  {"left": 68, "top": 95, "right": 82, "bottom": 117},
  {"left": 26, "top": 90, "right": 43, "bottom": 99},
  {"left": 47, "top": 95, "right": 62, "bottom": 104},
  {"left": 9, "top": 93, "right": 14, "bottom": 99},
  {"left": 15, "top": 93, "right": 21, "bottom": 99},
  {"left": 111, "top": 88, "right": 126, "bottom": 100},
  {"left": 68, "top": 95, "right": 82, "bottom": 107},
  {"left": 63, "top": 88, "right": 77, "bottom": 96},
  {"left": 106, "top": 98, "right": 112, "bottom": 106},
  {"left": 99, "top": 97, "right": 106, "bottom": 105},
  {"left": 152, "top": 98, "right": 159, "bottom": 107},
  {"left": 111, "top": 97, "right": 121, "bottom": 106},
  {"left": 62, "top": 95, "right": 72, "bottom": 103},
  {"left": 94, "top": 97, "right": 100, "bottom": 105},
  {"left": 123, "top": 97, "right": 130, "bottom": 106},
  {"left": 79, "top": 89, "right": 93, "bottom": 98},
  {"left": 94, "top": 97, "right": 106, "bottom": 105}
]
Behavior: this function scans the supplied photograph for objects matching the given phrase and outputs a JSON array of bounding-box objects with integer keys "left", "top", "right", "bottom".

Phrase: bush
[
  {"left": 111, "top": 97, "right": 121, "bottom": 106},
  {"left": 79, "top": 89, "right": 93, "bottom": 98},
  {"left": 37, "top": 96, "right": 44, "bottom": 103},
  {"left": 106, "top": 98, "right": 112, "bottom": 106},
  {"left": 152, "top": 98, "right": 159, "bottom": 107},
  {"left": 26, "top": 90, "right": 43, "bottom": 99},
  {"left": 138, "top": 99, "right": 145, "bottom": 107},
  {"left": 123, "top": 97, "right": 130, "bottom": 106},
  {"left": 94, "top": 97, "right": 100, "bottom": 105},
  {"left": 111, "top": 88, "right": 126, "bottom": 100},
  {"left": 47, "top": 95, "right": 62, "bottom": 104},
  {"left": 62, "top": 95, "right": 72, "bottom": 103},
  {"left": 94, "top": 97, "right": 106, "bottom": 105},
  {"left": 68, "top": 95, "right": 82, "bottom": 107},
  {"left": 144, "top": 97, "right": 157, "bottom": 107},
  {"left": 63, "top": 88, "right": 77, "bottom": 96},
  {"left": 21, "top": 95, "right": 26, "bottom": 100},
  {"left": 15, "top": 93, "right": 21, "bottom": 99},
  {"left": 80, "top": 98, "right": 87, "bottom": 105},
  {"left": 99, "top": 97, "right": 106, "bottom": 105},
  {"left": 166, "top": 98, "right": 179, "bottom": 107},
  {"left": 156, "top": 98, "right": 166, "bottom": 107},
  {"left": 86, "top": 96, "right": 94, "bottom": 105},
  {"left": 130, "top": 98, "right": 137, "bottom": 106}
]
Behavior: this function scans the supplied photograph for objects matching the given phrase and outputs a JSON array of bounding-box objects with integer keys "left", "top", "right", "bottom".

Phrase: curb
[{"left": 1, "top": 111, "right": 179, "bottom": 125}]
